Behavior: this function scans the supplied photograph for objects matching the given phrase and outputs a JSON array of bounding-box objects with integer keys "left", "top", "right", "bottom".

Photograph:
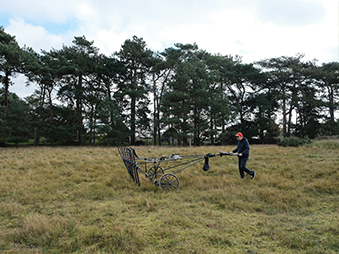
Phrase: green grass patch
[{"left": 0, "top": 142, "right": 338, "bottom": 253}]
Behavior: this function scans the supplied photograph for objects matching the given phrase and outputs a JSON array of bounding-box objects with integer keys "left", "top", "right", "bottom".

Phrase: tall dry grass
[{"left": 0, "top": 143, "right": 338, "bottom": 253}]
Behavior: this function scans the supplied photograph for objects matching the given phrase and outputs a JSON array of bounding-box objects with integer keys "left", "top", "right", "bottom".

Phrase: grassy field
[{"left": 0, "top": 141, "right": 338, "bottom": 253}]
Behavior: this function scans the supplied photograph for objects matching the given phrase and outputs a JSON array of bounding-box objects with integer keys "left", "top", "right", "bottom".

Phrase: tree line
[{"left": 1, "top": 26, "right": 338, "bottom": 146}]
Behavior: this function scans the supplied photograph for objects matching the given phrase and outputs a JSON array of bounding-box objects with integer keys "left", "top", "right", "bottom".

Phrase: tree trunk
[
  {"left": 282, "top": 85, "right": 287, "bottom": 137},
  {"left": 131, "top": 96, "right": 136, "bottom": 145},
  {"left": 2, "top": 73, "right": 10, "bottom": 114},
  {"left": 34, "top": 126, "right": 41, "bottom": 145},
  {"left": 157, "top": 110, "right": 161, "bottom": 146},
  {"left": 287, "top": 104, "right": 293, "bottom": 135},
  {"left": 76, "top": 75, "right": 83, "bottom": 145},
  {"left": 210, "top": 114, "right": 214, "bottom": 145},
  {"left": 153, "top": 93, "right": 157, "bottom": 145},
  {"left": 328, "top": 85, "right": 335, "bottom": 134},
  {"left": 48, "top": 89, "right": 54, "bottom": 145}
]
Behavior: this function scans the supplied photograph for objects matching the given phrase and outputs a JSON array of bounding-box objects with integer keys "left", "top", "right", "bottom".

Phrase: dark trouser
[{"left": 238, "top": 156, "right": 254, "bottom": 178}]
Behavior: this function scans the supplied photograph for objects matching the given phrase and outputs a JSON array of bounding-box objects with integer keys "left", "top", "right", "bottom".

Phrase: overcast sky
[{"left": 1, "top": 0, "right": 338, "bottom": 98}]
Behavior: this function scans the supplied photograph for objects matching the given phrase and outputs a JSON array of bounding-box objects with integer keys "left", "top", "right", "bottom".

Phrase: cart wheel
[
  {"left": 159, "top": 173, "right": 180, "bottom": 191},
  {"left": 147, "top": 165, "right": 164, "bottom": 179}
]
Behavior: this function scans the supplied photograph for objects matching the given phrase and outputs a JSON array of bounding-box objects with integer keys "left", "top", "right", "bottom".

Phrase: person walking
[{"left": 230, "top": 132, "right": 256, "bottom": 179}]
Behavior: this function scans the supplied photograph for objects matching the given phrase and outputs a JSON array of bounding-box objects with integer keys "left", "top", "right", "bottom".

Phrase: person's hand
[{"left": 238, "top": 153, "right": 242, "bottom": 156}]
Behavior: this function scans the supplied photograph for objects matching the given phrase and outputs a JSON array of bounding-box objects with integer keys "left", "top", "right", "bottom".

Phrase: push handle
[
  {"left": 203, "top": 156, "right": 210, "bottom": 171},
  {"left": 218, "top": 151, "right": 239, "bottom": 156}
]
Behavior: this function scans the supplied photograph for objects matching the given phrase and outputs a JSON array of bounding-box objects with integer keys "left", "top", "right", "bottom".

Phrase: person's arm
[{"left": 240, "top": 139, "right": 250, "bottom": 155}]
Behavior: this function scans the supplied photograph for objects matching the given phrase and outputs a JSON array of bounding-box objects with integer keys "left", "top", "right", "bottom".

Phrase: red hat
[{"left": 235, "top": 132, "right": 243, "bottom": 137}]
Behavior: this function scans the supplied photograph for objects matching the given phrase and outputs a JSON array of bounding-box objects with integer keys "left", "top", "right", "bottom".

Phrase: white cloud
[
  {"left": 6, "top": 18, "right": 73, "bottom": 52},
  {"left": 253, "top": 0, "right": 327, "bottom": 27},
  {"left": 0, "top": 0, "right": 79, "bottom": 24},
  {"left": 10, "top": 74, "right": 35, "bottom": 99},
  {"left": 1, "top": 0, "right": 338, "bottom": 98}
]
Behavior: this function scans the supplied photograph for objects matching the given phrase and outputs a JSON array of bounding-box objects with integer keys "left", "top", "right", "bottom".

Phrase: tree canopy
[{"left": 1, "top": 26, "right": 338, "bottom": 146}]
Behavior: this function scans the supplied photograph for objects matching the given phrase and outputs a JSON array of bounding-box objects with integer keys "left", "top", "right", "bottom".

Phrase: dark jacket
[{"left": 232, "top": 137, "right": 250, "bottom": 156}]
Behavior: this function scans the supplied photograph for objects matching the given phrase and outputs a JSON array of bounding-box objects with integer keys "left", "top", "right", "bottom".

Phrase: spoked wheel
[
  {"left": 159, "top": 173, "right": 180, "bottom": 191},
  {"left": 147, "top": 165, "right": 164, "bottom": 179}
]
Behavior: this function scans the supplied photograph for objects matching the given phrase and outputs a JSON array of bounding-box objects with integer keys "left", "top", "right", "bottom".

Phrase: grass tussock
[{"left": 0, "top": 142, "right": 338, "bottom": 253}]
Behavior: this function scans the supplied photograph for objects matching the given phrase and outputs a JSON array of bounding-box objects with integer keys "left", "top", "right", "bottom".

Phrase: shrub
[{"left": 277, "top": 136, "right": 312, "bottom": 147}]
